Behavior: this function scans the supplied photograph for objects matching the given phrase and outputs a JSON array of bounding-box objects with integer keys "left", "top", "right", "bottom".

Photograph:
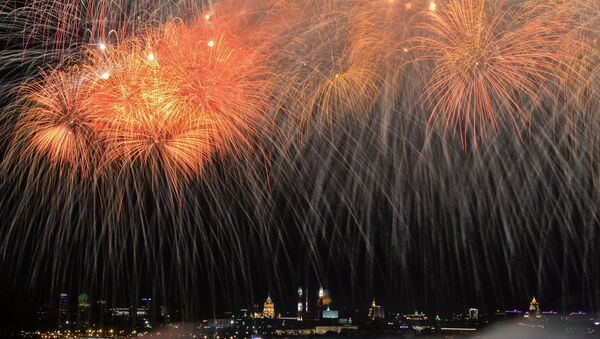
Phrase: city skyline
[
  {"left": 29, "top": 285, "right": 598, "bottom": 324},
  {"left": 10, "top": 287, "right": 600, "bottom": 338}
]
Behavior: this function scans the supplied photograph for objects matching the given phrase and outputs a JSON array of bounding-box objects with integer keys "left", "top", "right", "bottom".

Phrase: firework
[
  {"left": 413, "top": 0, "right": 570, "bottom": 145},
  {"left": 153, "top": 17, "right": 272, "bottom": 158},
  {"left": 3, "top": 67, "right": 100, "bottom": 176},
  {"left": 270, "top": 1, "right": 385, "bottom": 130},
  {"left": 0, "top": 0, "right": 597, "bottom": 313},
  {"left": 87, "top": 43, "right": 208, "bottom": 190},
  {"left": 5, "top": 5, "right": 274, "bottom": 190}
]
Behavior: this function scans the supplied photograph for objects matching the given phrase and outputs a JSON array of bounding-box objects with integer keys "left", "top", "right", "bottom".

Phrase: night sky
[{"left": 0, "top": 0, "right": 598, "bottom": 324}]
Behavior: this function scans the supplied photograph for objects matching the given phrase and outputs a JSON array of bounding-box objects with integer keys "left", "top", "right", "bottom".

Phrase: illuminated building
[
  {"left": 469, "top": 308, "right": 479, "bottom": 320},
  {"left": 77, "top": 293, "right": 91, "bottom": 329},
  {"left": 263, "top": 295, "right": 275, "bottom": 319},
  {"left": 318, "top": 287, "right": 324, "bottom": 304},
  {"left": 251, "top": 303, "right": 261, "bottom": 318},
  {"left": 317, "top": 287, "right": 324, "bottom": 320},
  {"left": 297, "top": 287, "right": 304, "bottom": 321},
  {"left": 139, "top": 297, "right": 153, "bottom": 328},
  {"left": 404, "top": 311, "right": 427, "bottom": 321},
  {"left": 96, "top": 300, "right": 107, "bottom": 328},
  {"left": 109, "top": 298, "right": 154, "bottom": 328},
  {"left": 58, "top": 293, "right": 70, "bottom": 328},
  {"left": 111, "top": 307, "right": 133, "bottom": 322},
  {"left": 317, "top": 287, "right": 331, "bottom": 320},
  {"left": 527, "top": 296, "right": 541, "bottom": 319},
  {"left": 368, "top": 299, "right": 385, "bottom": 320},
  {"left": 322, "top": 306, "right": 339, "bottom": 319}
]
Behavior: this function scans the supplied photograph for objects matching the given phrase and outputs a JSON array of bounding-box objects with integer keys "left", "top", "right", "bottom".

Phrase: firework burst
[
  {"left": 4, "top": 68, "right": 101, "bottom": 176},
  {"left": 5, "top": 7, "right": 274, "bottom": 190},
  {"left": 270, "top": 1, "right": 385, "bottom": 130},
  {"left": 414, "top": 0, "right": 570, "bottom": 145},
  {"left": 87, "top": 41, "right": 210, "bottom": 189},
  {"left": 153, "top": 17, "right": 273, "bottom": 159}
]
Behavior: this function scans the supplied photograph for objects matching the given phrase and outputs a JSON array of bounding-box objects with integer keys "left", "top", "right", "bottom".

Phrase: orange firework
[
  {"left": 86, "top": 40, "right": 212, "bottom": 188},
  {"left": 414, "top": 0, "right": 569, "bottom": 145},
  {"left": 154, "top": 16, "right": 272, "bottom": 157},
  {"left": 78, "top": 9, "right": 273, "bottom": 189},
  {"left": 8, "top": 68, "right": 101, "bottom": 175},
  {"left": 548, "top": 0, "right": 600, "bottom": 164}
]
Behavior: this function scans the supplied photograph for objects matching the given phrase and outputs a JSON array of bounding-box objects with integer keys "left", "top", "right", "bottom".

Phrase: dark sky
[{"left": 0, "top": 0, "right": 598, "bottom": 321}]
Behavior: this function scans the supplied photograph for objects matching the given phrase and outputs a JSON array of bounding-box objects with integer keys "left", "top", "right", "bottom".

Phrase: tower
[
  {"left": 368, "top": 298, "right": 385, "bottom": 320},
  {"left": 297, "top": 287, "right": 304, "bottom": 321},
  {"left": 529, "top": 296, "right": 541, "bottom": 318},
  {"left": 317, "top": 287, "right": 325, "bottom": 320},
  {"left": 304, "top": 287, "right": 308, "bottom": 314},
  {"left": 263, "top": 295, "right": 275, "bottom": 319},
  {"left": 368, "top": 299, "right": 376, "bottom": 320}
]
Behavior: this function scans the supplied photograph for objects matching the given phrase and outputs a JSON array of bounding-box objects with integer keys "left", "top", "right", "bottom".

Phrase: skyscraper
[
  {"left": 139, "top": 297, "right": 153, "bottom": 328},
  {"left": 96, "top": 300, "right": 107, "bottom": 328},
  {"left": 58, "top": 293, "right": 69, "bottom": 328},
  {"left": 77, "top": 293, "right": 91, "bottom": 329}
]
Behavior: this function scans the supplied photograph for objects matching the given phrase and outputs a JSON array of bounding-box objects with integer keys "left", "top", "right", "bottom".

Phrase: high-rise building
[
  {"left": 110, "top": 306, "right": 136, "bottom": 328},
  {"left": 110, "top": 300, "right": 153, "bottom": 328},
  {"left": 304, "top": 288, "right": 308, "bottom": 314},
  {"left": 368, "top": 299, "right": 385, "bottom": 320},
  {"left": 96, "top": 300, "right": 107, "bottom": 328},
  {"left": 139, "top": 297, "right": 153, "bottom": 328},
  {"left": 263, "top": 295, "right": 275, "bottom": 319},
  {"left": 77, "top": 293, "right": 91, "bottom": 329},
  {"left": 468, "top": 308, "right": 479, "bottom": 320},
  {"left": 316, "top": 287, "right": 332, "bottom": 320},
  {"left": 297, "top": 287, "right": 304, "bottom": 321},
  {"left": 58, "top": 293, "right": 70, "bottom": 328}
]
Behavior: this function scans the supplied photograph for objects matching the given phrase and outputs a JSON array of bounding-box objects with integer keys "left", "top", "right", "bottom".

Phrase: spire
[
  {"left": 529, "top": 295, "right": 539, "bottom": 310},
  {"left": 529, "top": 295, "right": 541, "bottom": 318}
]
